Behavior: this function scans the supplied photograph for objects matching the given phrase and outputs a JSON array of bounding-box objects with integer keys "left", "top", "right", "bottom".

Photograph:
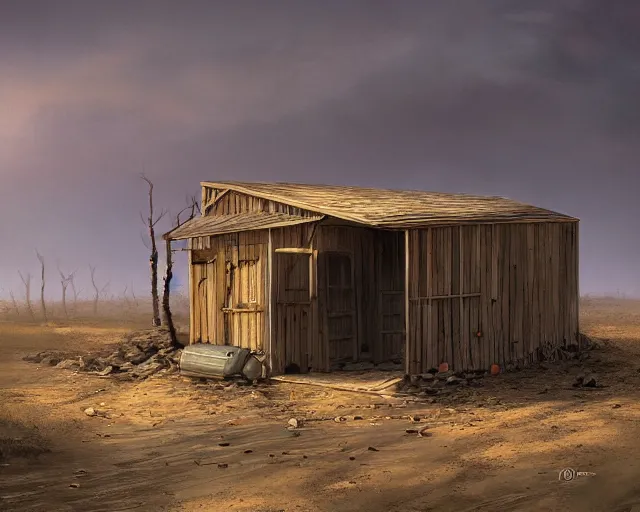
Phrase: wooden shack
[{"left": 163, "top": 181, "right": 579, "bottom": 376}]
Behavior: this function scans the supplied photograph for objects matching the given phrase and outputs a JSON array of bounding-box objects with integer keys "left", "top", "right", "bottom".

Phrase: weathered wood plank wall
[
  {"left": 207, "top": 189, "right": 319, "bottom": 217},
  {"left": 406, "top": 222, "right": 579, "bottom": 374},
  {"left": 188, "top": 231, "right": 267, "bottom": 352}
]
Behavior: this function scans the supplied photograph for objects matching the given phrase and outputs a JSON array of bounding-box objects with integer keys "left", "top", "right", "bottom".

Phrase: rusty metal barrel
[{"left": 179, "top": 344, "right": 251, "bottom": 379}]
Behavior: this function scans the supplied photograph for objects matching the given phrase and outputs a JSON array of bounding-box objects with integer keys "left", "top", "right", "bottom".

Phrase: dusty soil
[{"left": 3, "top": 299, "right": 640, "bottom": 512}]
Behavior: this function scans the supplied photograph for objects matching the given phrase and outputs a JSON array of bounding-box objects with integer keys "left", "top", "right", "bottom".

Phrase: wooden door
[
  {"left": 191, "top": 260, "right": 216, "bottom": 343},
  {"left": 325, "top": 252, "right": 357, "bottom": 363},
  {"left": 275, "top": 252, "right": 311, "bottom": 373},
  {"left": 377, "top": 232, "right": 405, "bottom": 361},
  {"left": 223, "top": 258, "right": 264, "bottom": 351}
]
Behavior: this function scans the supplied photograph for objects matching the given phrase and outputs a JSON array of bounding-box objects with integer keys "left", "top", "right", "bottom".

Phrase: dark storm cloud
[{"left": 1, "top": 0, "right": 639, "bottom": 298}]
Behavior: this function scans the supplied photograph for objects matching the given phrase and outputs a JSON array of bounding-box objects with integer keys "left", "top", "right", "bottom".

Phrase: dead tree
[
  {"left": 140, "top": 174, "right": 167, "bottom": 327},
  {"left": 35, "top": 250, "right": 47, "bottom": 322},
  {"left": 89, "top": 265, "right": 109, "bottom": 315},
  {"left": 9, "top": 291, "right": 19, "bottom": 315},
  {"left": 70, "top": 277, "right": 81, "bottom": 308},
  {"left": 58, "top": 266, "right": 76, "bottom": 319},
  {"left": 162, "top": 195, "right": 199, "bottom": 348},
  {"left": 18, "top": 271, "right": 35, "bottom": 320}
]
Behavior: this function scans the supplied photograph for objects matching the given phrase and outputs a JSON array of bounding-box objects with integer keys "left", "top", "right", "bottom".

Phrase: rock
[
  {"left": 612, "top": 403, "right": 621, "bottom": 409},
  {"left": 334, "top": 416, "right": 347, "bottom": 423},
  {"left": 582, "top": 374, "right": 597, "bottom": 387},
  {"left": 437, "top": 371, "right": 454, "bottom": 380},
  {"left": 116, "top": 362, "right": 135, "bottom": 372},
  {"left": 367, "top": 446, "right": 379, "bottom": 451},
  {"left": 56, "top": 359, "right": 80, "bottom": 370},
  {"left": 409, "top": 375, "right": 421, "bottom": 386},
  {"left": 95, "top": 366, "right": 113, "bottom": 376},
  {"left": 84, "top": 407, "right": 96, "bottom": 417},
  {"left": 420, "top": 373, "right": 436, "bottom": 381},
  {"left": 445, "top": 376, "right": 461, "bottom": 385},
  {"left": 69, "top": 483, "right": 80, "bottom": 488},
  {"left": 288, "top": 418, "right": 302, "bottom": 428}
]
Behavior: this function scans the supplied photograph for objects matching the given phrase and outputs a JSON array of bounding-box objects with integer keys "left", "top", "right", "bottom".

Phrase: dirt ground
[{"left": 3, "top": 298, "right": 640, "bottom": 512}]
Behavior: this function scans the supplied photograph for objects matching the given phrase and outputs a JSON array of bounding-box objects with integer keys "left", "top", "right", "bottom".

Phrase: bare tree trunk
[
  {"left": 36, "top": 250, "right": 47, "bottom": 322},
  {"left": 140, "top": 175, "right": 166, "bottom": 327},
  {"left": 162, "top": 239, "right": 180, "bottom": 347},
  {"left": 9, "top": 291, "right": 19, "bottom": 316},
  {"left": 61, "top": 283, "right": 68, "bottom": 318},
  {"left": 58, "top": 268, "right": 75, "bottom": 320},
  {"left": 161, "top": 195, "right": 198, "bottom": 348},
  {"left": 90, "top": 265, "right": 99, "bottom": 315},
  {"left": 18, "top": 271, "right": 35, "bottom": 321}
]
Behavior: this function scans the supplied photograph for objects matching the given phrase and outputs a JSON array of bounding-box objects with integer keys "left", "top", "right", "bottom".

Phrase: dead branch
[
  {"left": 140, "top": 174, "right": 164, "bottom": 327},
  {"left": 35, "top": 250, "right": 47, "bottom": 322},
  {"left": 58, "top": 265, "right": 76, "bottom": 319},
  {"left": 18, "top": 271, "right": 35, "bottom": 320}
]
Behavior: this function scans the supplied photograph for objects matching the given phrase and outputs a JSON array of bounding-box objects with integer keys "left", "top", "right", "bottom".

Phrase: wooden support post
[
  {"left": 459, "top": 227, "right": 464, "bottom": 369},
  {"left": 266, "top": 229, "right": 274, "bottom": 375},
  {"left": 426, "top": 228, "right": 433, "bottom": 371},
  {"left": 188, "top": 241, "right": 195, "bottom": 344},
  {"left": 575, "top": 222, "right": 580, "bottom": 342},
  {"left": 404, "top": 230, "right": 410, "bottom": 374}
]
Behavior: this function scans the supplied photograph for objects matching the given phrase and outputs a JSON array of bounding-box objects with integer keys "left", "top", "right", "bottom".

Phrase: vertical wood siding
[{"left": 406, "top": 222, "right": 579, "bottom": 374}]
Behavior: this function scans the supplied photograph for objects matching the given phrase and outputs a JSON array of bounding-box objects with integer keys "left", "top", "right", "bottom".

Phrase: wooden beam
[
  {"left": 201, "top": 188, "right": 231, "bottom": 215},
  {"left": 274, "top": 247, "right": 313, "bottom": 254},
  {"left": 426, "top": 227, "right": 433, "bottom": 370},
  {"left": 188, "top": 248, "right": 195, "bottom": 344},
  {"left": 404, "top": 229, "right": 410, "bottom": 374},
  {"left": 459, "top": 226, "right": 464, "bottom": 369},
  {"left": 266, "top": 229, "right": 274, "bottom": 376},
  {"left": 410, "top": 292, "right": 481, "bottom": 301}
]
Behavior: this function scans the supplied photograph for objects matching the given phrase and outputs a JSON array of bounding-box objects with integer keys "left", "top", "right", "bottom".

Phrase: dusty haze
[{"left": 2, "top": 0, "right": 639, "bottom": 300}]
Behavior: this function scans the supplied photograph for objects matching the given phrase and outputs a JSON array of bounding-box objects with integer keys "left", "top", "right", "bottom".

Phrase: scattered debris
[
  {"left": 24, "top": 329, "right": 180, "bottom": 380},
  {"left": 574, "top": 374, "right": 598, "bottom": 388},
  {"left": 418, "top": 426, "right": 431, "bottom": 437},
  {"left": 288, "top": 418, "right": 302, "bottom": 429}
]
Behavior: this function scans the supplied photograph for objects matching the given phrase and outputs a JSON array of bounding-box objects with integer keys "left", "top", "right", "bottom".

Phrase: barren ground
[{"left": 3, "top": 298, "right": 640, "bottom": 511}]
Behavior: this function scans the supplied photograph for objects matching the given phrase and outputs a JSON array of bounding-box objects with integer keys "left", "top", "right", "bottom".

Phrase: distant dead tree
[
  {"left": 9, "top": 291, "right": 19, "bottom": 315},
  {"left": 18, "top": 271, "right": 35, "bottom": 320},
  {"left": 58, "top": 266, "right": 76, "bottom": 319},
  {"left": 70, "top": 276, "right": 81, "bottom": 308},
  {"left": 35, "top": 250, "right": 47, "bottom": 322},
  {"left": 140, "top": 174, "right": 167, "bottom": 327},
  {"left": 162, "top": 195, "right": 199, "bottom": 347},
  {"left": 130, "top": 283, "right": 139, "bottom": 308},
  {"left": 89, "top": 265, "right": 109, "bottom": 315}
]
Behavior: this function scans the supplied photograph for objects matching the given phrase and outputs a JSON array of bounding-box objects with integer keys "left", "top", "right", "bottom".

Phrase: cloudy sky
[{"left": 1, "top": 0, "right": 639, "bottom": 301}]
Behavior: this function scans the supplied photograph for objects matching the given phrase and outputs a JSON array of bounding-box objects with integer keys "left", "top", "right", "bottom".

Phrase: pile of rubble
[
  {"left": 23, "top": 329, "right": 182, "bottom": 380},
  {"left": 395, "top": 370, "right": 486, "bottom": 397}
]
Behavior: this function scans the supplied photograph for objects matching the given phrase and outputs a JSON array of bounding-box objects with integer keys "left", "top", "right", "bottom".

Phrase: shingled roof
[{"left": 201, "top": 181, "right": 578, "bottom": 228}]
